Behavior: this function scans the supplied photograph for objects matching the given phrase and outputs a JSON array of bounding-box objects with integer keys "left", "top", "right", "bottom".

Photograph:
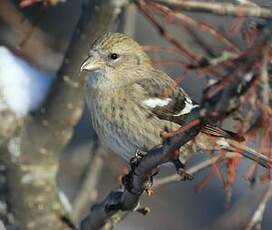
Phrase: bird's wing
[
  {"left": 133, "top": 72, "right": 244, "bottom": 142},
  {"left": 133, "top": 72, "right": 198, "bottom": 125},
  {"left": 201, "top": 124, "right": 245, "bottom": 142}
]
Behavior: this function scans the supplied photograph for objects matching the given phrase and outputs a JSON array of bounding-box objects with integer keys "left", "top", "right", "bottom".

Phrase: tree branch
[
  {"left": 80, "top": 17, "right": 272, "bottom": 230},
  {"left": 71, "top": 144, "right": 105, "bottom": 224},
  {"left": 0, "top": 0, "right": 62, "bottom": 71},
  {"left": 1, "top": 0, "right": 128, "bottom": 229}
]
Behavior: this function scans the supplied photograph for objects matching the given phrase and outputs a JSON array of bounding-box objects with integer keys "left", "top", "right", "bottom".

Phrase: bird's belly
[
  {"left": 88, "top": 100, "right": 174, "bottom": 161},
  {"left": 91, "top": 112, "right": 143, "bottom": 160},
  {"left": 99, "top": 124, "right": 139, "bottom": 161}
]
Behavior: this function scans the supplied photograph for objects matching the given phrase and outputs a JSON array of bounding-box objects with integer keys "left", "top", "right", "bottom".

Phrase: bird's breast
[{"left": 85, "top": 88, "right": 178, "bottom": 160}]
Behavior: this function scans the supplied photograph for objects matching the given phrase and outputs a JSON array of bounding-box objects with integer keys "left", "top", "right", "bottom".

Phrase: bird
[{"left": 80, "top": 32, "right": 270, "bottom": 176}]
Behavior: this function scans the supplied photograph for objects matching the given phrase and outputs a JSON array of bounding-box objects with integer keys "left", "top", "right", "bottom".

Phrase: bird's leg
[
  {"left": 125, "top": 149, "right": 160, "bottom": 195},
  {"left": 123, "top": 149, "right": 149, "bottom": 194},
  {"left": 161, "top": 126, "right": 171, "bottom": 145},
  {"left": 121, "top": 170, "right": 136, "bottom": 194},
  {"left": 162, "top": 126, "right": 193, "bottom": 181},
  {"left": 171, "top": 159, "right": 193, "bottom": 181},
  {"left": 122, "top": 167, "right": 159, "bottom": 195}
]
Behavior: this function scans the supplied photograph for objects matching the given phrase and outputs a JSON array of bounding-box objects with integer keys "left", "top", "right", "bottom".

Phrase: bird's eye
[{"left": 109, "top": 53, "right": 119, "bottom": 60}]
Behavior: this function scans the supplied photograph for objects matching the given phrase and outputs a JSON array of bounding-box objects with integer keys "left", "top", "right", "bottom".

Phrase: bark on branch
[{"left": 1, "top": 0, "right": 128, "bottom": 229}]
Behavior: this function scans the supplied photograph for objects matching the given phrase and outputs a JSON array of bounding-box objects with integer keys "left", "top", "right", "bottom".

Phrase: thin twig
[
  {"left": 136, "top": 0, "right": 202, "bottom": 64},
  {"left": 151, "top": 0, "right": 272, "bottom": 18},
  {"left": 71, "top": 145, "right": 105, "bottom": 224},
  {"left": 149, "top": 1, "right": 241, "bottom": 53},
  {"left": 246, "top": 183, "right": 272, "bottom": 230}
]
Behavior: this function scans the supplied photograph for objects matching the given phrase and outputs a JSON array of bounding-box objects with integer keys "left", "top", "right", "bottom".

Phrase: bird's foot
[
  {"left": 135, "top": 149, "right": 147, "bottom": 159},
  {"left": 144, "top": 168, "right": 159, "bottom": 195},
  {"left": 122, "top": 150, "right": 148, "bottom": 195},
  {"left": 144, "top": 180, "right": 153, "bottom": 196},
  {"left": 178, "top": 168, "right": 194, "bottom": 181},
  {"left": 130, "top": 149, "right": 147, "bottom": 172},
  {"left": 136, "top": 206, "right": 150, "bottom": 215},
  {"left": 123, "top": 150, "right": 159, "bottom": 195},
  {"left": 121, "top": 170, "right": 137, "bottom": 194},
  {"left": 161, "top": 126, "right": 171, "bottom": 145},
  {"left": 172, "top": 159, "right": 193, "bottom": 181},
  {"left": 121, "top": 175, "right": 156, "bottom": 195}
]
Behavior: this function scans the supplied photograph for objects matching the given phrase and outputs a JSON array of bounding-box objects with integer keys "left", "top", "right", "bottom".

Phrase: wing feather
[{"left": 132, "top": 70, "right": 244, "bottom": 142}]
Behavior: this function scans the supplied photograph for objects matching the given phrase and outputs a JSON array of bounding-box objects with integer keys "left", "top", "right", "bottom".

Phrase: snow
[{"left": 0, "top": 46, "right": 55, "bottom": 116}]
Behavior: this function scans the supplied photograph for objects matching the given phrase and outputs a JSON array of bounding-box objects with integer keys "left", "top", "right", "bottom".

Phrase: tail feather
[
  {"left": 200, "top": 125, "right": 270, "bottom": 167},
  {"left": 190, "top": 129, "right": 270, "bottom": 168},
  {"left": 224, "top": 140, "right": 272, "bottom": 168},
  {"left": 202, "top": 124, "right": 245, "bottom": 142}
]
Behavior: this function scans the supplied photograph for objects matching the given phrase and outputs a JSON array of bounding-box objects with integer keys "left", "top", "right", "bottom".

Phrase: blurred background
[{"left": 0, "top": 0, "right": 271, "bottom": 229}]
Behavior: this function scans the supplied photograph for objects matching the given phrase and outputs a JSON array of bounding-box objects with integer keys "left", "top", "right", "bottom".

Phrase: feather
[
  {"left": 173, "top": 97, "right": 199, "bottom": 116},
  {"left": 202, "top": 124, "right": 245, "bottom": 142},
  {"left": 135, "top": 73, "right": 244, "bottom": 143},
  {"left": 142, "top": 98, "right": 172, "bottom": 108}
]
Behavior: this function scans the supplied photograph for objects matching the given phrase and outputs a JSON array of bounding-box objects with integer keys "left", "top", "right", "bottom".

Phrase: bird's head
[{"left": 80, "top": 32, "right": 151, "bottom": 89}]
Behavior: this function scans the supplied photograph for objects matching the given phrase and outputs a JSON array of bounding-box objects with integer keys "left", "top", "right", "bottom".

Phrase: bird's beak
[{"left": 80, "top": 55, "right": 103, "bottom": 72}]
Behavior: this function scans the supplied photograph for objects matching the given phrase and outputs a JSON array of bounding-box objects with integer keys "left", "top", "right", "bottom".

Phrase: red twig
[
  {"left": 136, "top": 0, "right": 202, "bottom": 64},
  {"left": 149, "top": 1, "right": 241, "bottom": 54}
]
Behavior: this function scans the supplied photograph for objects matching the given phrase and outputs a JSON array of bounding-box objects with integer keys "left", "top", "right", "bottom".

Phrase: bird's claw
[
  {"left": 136, "top": 207, "right": 150, "bottom": 215},
  {"left": 122, "top": 171, "right": 157, "bottom": 195},
  {"left": 121, "top": 171, "right": 137, "bottom": 194},
  {"left": 177, "top": 168, "right": 194, "bottom": 181},
  {"left": 130, "top": 149, "right": 147, "bottom": 172},
  {"left": 123, "top": 150, "right": 149, "bottom": 195},
  {"left": 125, "top": 150, "right": 159, "bottom": 195},
  {"left": 144, "top": 180, "right": 153, "bottom": 195},
  {"left": 135, "top": 149, "right": 147, "bottom": 158},
  {"left": 172, "top": 159, "right": 193, "bottom": 181},
  {"left": 144, "top": 168, "right": 159, "bottom": 195}
]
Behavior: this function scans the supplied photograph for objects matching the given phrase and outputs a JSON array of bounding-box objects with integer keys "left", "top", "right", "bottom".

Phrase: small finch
[{"left": 81, "top": 32, "right": 268, "bottom": 173}]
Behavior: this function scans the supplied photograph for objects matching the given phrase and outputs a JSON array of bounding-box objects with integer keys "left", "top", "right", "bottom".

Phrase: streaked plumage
[{"left": 81, "top": 33, "right": 247, "bottom": 162}]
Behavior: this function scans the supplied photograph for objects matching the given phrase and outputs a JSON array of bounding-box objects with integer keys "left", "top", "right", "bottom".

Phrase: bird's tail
[
  {"left": 225, "top": 139, "right": 272, "bottom": 168},
  {"left": 199, "top": 124, "right": 271, "bottom": 168},
  {"left": 194, "top": 126, "right": 272, "bottom": 168}
]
